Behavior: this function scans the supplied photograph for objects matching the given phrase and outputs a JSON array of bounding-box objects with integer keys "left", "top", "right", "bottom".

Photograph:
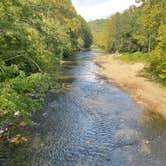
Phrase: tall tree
[
  {"left": 0, "top": 0, "right": 92, "bottom": 129},
  {"left": 135, "top": 0, "right": 166, "bottom": 52}
]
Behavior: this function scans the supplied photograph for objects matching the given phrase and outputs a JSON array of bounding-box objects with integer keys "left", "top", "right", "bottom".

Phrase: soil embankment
[{"left": 94, "top": 54, "right": 166, "bottom": 118}]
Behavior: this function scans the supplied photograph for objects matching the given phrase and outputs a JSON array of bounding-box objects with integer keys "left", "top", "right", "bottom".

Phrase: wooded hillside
[
  {"left": 90, "top": 0, "right": 166, "bottom": 84},
  {"left": 0, "top": 0, "right": 92, "bottom": 128}
]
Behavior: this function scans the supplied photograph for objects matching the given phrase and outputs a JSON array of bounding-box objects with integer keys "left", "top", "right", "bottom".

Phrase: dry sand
[{"left": 94, "top": 54, "right": 166, "bottom": 118}]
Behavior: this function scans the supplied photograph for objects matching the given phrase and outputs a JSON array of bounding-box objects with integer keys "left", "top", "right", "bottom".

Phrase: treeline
[
  {"left": 0, "top": 0, "right": 92, "bottom": 129},
  {"left": 89, "top": 19, "right": 106, "bottom": 33},
  {"left": 90, "top": 0, "right": 166, "bottom": 84}
]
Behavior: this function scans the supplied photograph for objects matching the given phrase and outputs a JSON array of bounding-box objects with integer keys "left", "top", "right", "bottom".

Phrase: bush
[
  {"left": 149, "top": 53, "right": 166, "bottom": 84},
  {"left": 0, "top": 64, "right": 51, "bottom": 125},
  {"left": 118, "top": 52, "right": 150, "bottom": 63}
]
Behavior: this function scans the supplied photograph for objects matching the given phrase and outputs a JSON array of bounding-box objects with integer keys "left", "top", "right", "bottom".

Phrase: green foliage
[
  {"left": 0, "top": 70, "right": 50, "bottom": 124},
  {"left": 78, "top": 17, "right": 93, "bottom": 49},
  {"left": 89, "top": 19, "right": 106, "bottom": 48},
  {"left": 149, "top": 54, "right": 166, "bottom": 84},
  {"left": 90, "top": 0, "right": 166, "bottom": 84},
  {"left": 89, "top": 19, "right": 106, "bottom": 32},
  {"left": 103, "top": 6, "right": 142, "bottom": 53},
  {"left": 118, "top": 52, "right": 150, "bottom": 63},
  {"left": 0, "top": 0, "right": 92, "bottom": 128},
  {"left": 139, "top": 0, "right": 166, "bottom": 84},
  {"left": 134, "top": 0, "right": 165, "bottom": 52}
]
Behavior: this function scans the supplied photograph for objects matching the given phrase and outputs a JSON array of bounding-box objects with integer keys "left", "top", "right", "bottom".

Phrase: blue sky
[{"left": 72, "top": 0, "right": 140, "bottom": 21}]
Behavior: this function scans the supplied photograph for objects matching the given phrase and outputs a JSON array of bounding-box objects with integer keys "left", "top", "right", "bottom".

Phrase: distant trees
[
  {"left": 0, "top": 0, "right": 92, "bottom": 129},
  {"left": 90, "top": 0, "right": 166, "bottom": 84},
  {"left": 78, "top": 16, "right": 93, "bottom": 49},
  {"left": 92, "top": 6, "right": 142, "bottom": 53},
  {"left": 89, "top": 19, "right": 106, "bottom": 47}
]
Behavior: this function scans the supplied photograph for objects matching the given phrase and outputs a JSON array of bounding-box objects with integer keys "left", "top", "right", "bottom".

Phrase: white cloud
[{"left": 72, "top": 0, "right": 140, "bottom": 21}]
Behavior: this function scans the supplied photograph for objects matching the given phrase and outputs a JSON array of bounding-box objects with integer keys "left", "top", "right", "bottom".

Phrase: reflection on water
[{"left": 0, "top": 50, "right": 166, "bottom": 166}]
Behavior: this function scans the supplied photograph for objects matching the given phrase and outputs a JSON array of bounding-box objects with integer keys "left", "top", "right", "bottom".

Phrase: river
[{"left": 1, "top": 50, "right": 166, "bottom": 166}]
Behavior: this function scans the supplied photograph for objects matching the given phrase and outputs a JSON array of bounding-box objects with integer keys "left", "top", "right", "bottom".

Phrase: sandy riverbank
[{"left": 94, "top": 54, "right": 166, "bottom": 118}]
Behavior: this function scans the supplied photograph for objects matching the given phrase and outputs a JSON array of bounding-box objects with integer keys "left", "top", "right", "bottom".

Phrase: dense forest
[
  {"left": 0, "top": 0, "right": 92, "bottom": 131},
  {"left": 90, "top": 0, "right": 166, "bottom": 84}
]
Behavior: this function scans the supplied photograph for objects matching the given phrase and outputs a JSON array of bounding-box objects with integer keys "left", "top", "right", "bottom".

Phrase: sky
[{"left": 72, "top": 0, "right": 140, "bottom": 21}]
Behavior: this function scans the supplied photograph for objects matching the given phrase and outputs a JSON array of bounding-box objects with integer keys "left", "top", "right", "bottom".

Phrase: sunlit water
[{"left": 1, "top": 50, "right": 166, "bottom": 166}]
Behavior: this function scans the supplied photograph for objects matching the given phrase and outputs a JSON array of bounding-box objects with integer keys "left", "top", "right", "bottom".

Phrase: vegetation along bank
[
  {"left": 0, "top": 0, "right": 92, "bottom": 138},
  {"left": 90, "top": 0, "right": 166, "bottom": 116}
]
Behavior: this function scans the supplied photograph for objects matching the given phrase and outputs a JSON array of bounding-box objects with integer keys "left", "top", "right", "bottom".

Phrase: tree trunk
[{"left": 148, "top": 34, "right": 151, "bottom": 52}]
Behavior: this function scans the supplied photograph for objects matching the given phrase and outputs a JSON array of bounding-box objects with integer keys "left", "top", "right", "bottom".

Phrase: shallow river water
[{"left": 1, "top": 50, "right": 166, "bottom": 166}]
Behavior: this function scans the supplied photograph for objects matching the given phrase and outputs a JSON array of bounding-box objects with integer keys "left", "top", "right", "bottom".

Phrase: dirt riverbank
[{"left": 94, "top": 54, "right": 166, "bottom": 118}]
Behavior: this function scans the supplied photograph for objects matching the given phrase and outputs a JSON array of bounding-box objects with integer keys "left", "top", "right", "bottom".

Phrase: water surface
[{"left": 1, "top": 50, "right": 166, "bottom": 166}]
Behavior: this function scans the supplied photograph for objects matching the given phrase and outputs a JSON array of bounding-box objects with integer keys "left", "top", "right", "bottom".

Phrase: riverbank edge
[{"left": 93, "top": 54, "right": 166, "bottom": 119}]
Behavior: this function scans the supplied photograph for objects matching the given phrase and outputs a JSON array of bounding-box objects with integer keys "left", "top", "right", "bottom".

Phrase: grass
[{"left": 117, "top": 52, "right": 150, "bottom": 63}]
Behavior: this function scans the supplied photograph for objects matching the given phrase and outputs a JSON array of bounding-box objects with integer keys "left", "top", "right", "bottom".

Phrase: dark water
[{"left": 1, "top": 50, "right": 166, "bottom": 166}]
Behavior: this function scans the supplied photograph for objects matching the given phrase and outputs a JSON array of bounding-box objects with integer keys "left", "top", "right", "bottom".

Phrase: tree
[
  {"left": 135, "top": 0, "right": 165, "bottom": 52},
  {"left": 0, "top": 0, "right": 92, "bottom": 132}
]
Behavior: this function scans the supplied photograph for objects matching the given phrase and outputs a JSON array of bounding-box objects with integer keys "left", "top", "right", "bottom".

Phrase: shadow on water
[{"left": 0, "top": 49, "right": 166, "bottom": 166}]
